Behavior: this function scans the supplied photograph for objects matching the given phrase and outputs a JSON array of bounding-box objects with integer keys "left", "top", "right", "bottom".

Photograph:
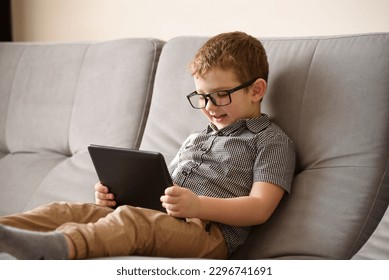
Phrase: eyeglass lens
[{"left": 190, "top": 91, "right": 231, "bottom": 108}]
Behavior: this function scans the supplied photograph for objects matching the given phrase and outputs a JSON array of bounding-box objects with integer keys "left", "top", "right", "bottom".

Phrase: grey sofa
[{"left": 0, "top": 33, "right": 388, "bottom": 260}]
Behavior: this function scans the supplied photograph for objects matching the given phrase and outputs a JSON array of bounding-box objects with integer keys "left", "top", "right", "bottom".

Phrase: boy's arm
[{"left": 161, "top": 182, "right": 285, "bottom": 227}]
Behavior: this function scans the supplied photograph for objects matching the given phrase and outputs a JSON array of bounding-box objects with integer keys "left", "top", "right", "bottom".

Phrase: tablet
[{"left": 88, "top": 144, "right": 173, "bottom": 211}]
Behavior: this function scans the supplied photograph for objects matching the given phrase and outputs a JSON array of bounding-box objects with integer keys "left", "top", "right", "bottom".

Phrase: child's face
[{"left": 193, "top": 68, "right": 262, "bottom": 130}]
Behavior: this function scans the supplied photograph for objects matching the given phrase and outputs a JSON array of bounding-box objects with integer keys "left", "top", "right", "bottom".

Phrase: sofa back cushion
[
  {"left": 140, "top": 34, "right": 389, "bottom": 259},
  {"left": 0, "top": 38, "right": 163, "bottom": 214}
]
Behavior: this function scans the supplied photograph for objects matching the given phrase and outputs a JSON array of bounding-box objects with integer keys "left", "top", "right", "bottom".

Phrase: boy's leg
[
  {"left": 0, "top": 202, "right": 113, "bottom": 231},
  {"left": 59, "top": 205, "right": 228, "bottom": 259},
  {"left": 0, "top": 202, "right": 114, "bottom": 259}
]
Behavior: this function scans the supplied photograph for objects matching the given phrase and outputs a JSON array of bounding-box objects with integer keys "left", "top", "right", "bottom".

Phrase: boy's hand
[
  {"left": 160, "top": 185, "right": 200, "bottom": 218},
  {"left": 94, "top": 182, "right": 116, "bottom": 208}
]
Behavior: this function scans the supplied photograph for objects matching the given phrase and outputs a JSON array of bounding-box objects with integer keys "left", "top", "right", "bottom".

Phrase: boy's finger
[
  {"left": 164, "top": 186, "right": 181, "bottom": 196},
  {"left": 96, "top": 198, "right": 116, "bottom": 207},
  {"left": 96, "top": 184, "right": 110, "bottom": 194},
  {"left": 95, "top": 191, "right": 114, "bottom": 200},
  {"left": 94, "top": 182, "right": 102, "bottom": 191}
]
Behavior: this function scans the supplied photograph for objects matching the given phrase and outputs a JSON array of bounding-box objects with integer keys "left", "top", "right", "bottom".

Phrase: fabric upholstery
[
  {"left": 0, "top": 38, "right": 163, "bottom": 214},
  {"left": 140, "top": 37, "right": 209, "bottom": 163}
]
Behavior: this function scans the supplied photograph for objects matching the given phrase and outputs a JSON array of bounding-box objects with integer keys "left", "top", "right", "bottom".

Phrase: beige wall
[{"left": 12, "top": 0, "right": 389, "bottom": 41}]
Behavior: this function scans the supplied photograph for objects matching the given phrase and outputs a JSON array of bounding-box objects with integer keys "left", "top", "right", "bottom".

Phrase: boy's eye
[{"left": 215, "top": 91, "right": 230, "bottom": 98}]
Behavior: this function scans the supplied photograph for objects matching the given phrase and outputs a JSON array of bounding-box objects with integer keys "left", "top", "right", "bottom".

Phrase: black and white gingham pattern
[{"left": 168, "top": 114, "right": 296, "bottom": 255}]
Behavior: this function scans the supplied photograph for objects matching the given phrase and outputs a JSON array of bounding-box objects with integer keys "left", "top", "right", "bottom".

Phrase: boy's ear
[{"left": 251, "top": 78, "right": 267, "bottom": 102}]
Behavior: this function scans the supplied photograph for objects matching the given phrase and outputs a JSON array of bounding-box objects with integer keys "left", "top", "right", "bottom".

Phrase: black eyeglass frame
[{"left": 186, "top": 78, "right": 259, "bottom": 109}]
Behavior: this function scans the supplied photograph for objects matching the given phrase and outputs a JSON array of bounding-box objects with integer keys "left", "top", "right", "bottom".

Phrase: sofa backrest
[
  {"left": 0, "top": 38, "right": 163, "bottom": 215},
  {"left": 140, "top": 33, "right": 389, "bottom": 259}
]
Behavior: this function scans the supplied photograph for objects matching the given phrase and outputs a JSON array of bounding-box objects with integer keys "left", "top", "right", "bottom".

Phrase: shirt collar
[{"left": 206, "top": 114, "right": 271, "bottom": 135}]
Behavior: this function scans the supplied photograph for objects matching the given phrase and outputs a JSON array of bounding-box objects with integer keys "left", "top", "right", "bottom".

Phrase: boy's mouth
[{"left": 211, "top": 114, "right": 227, "bottom": 122}]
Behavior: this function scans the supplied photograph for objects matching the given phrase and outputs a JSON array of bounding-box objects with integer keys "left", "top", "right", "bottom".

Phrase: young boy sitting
[{"left": 0, "top": 31, "right": 295, "bottom": 260}]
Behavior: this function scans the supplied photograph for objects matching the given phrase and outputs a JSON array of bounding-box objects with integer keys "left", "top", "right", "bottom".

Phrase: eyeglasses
[{"left": 186, "top": 78, "right": 258, "bottom": 109}]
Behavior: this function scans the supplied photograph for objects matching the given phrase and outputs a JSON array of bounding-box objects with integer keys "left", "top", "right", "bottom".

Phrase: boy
[{"left": 0, "top": 31, "right": 295, "bottom": 259}]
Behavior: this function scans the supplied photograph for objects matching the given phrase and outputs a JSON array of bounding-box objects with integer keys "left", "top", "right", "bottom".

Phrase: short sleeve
[{"left": 253, "top": 133, "right": 296, "bottom": 193}]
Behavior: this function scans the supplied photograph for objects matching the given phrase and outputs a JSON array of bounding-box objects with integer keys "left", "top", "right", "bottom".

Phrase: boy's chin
[
  {"left": 211, "top": 120, "right": 234, "bottom": 130},
  {"left": 209, "top": 115, "right": 229, "bottom": 128}
]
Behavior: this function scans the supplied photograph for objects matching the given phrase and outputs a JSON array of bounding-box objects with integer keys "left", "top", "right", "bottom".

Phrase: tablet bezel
[{"left": 88, "top": 144, "right": 172, "bottom": 211}]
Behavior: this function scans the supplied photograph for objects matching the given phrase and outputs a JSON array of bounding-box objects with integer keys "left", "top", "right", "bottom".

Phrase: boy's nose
[{"left": 205, "top": 98, "right": 217, "bottom": 111}]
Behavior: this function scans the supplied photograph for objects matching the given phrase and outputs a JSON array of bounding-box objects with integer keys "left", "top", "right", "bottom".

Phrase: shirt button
[
  {"left": 182, "top": 171, "right": 188, "bottom": 176},
  {"left": 200, "top": 147, "right": 207, "bottom": 152}
]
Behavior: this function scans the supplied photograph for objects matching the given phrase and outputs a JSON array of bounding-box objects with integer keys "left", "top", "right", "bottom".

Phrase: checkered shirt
[{"left": 168, "top": 114, "right": 296, "bottom": 255}]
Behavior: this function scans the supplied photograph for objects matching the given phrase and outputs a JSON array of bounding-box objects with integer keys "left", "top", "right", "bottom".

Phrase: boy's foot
[{"left": 0, "top": 224, "right": 68, "bottom": 259}]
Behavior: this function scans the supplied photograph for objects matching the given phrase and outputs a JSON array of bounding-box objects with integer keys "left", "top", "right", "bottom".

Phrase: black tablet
[{"left": 88, "top": 144, "right": 173, "bottom": 211}]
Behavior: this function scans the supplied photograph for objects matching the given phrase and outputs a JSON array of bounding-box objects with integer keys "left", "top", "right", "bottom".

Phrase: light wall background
[{"left": 11, "top": 0, "right": 389, "bottom": 42}]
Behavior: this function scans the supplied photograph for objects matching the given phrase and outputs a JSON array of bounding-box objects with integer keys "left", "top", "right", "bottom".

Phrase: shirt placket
[{"left": 177, "top": 133, "right": 219, "bottom": 187}]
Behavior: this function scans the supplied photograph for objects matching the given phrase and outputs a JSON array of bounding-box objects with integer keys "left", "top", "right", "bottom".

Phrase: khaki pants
[{"left": 0, "top": 202, "right": 228, "bottom": 259}]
